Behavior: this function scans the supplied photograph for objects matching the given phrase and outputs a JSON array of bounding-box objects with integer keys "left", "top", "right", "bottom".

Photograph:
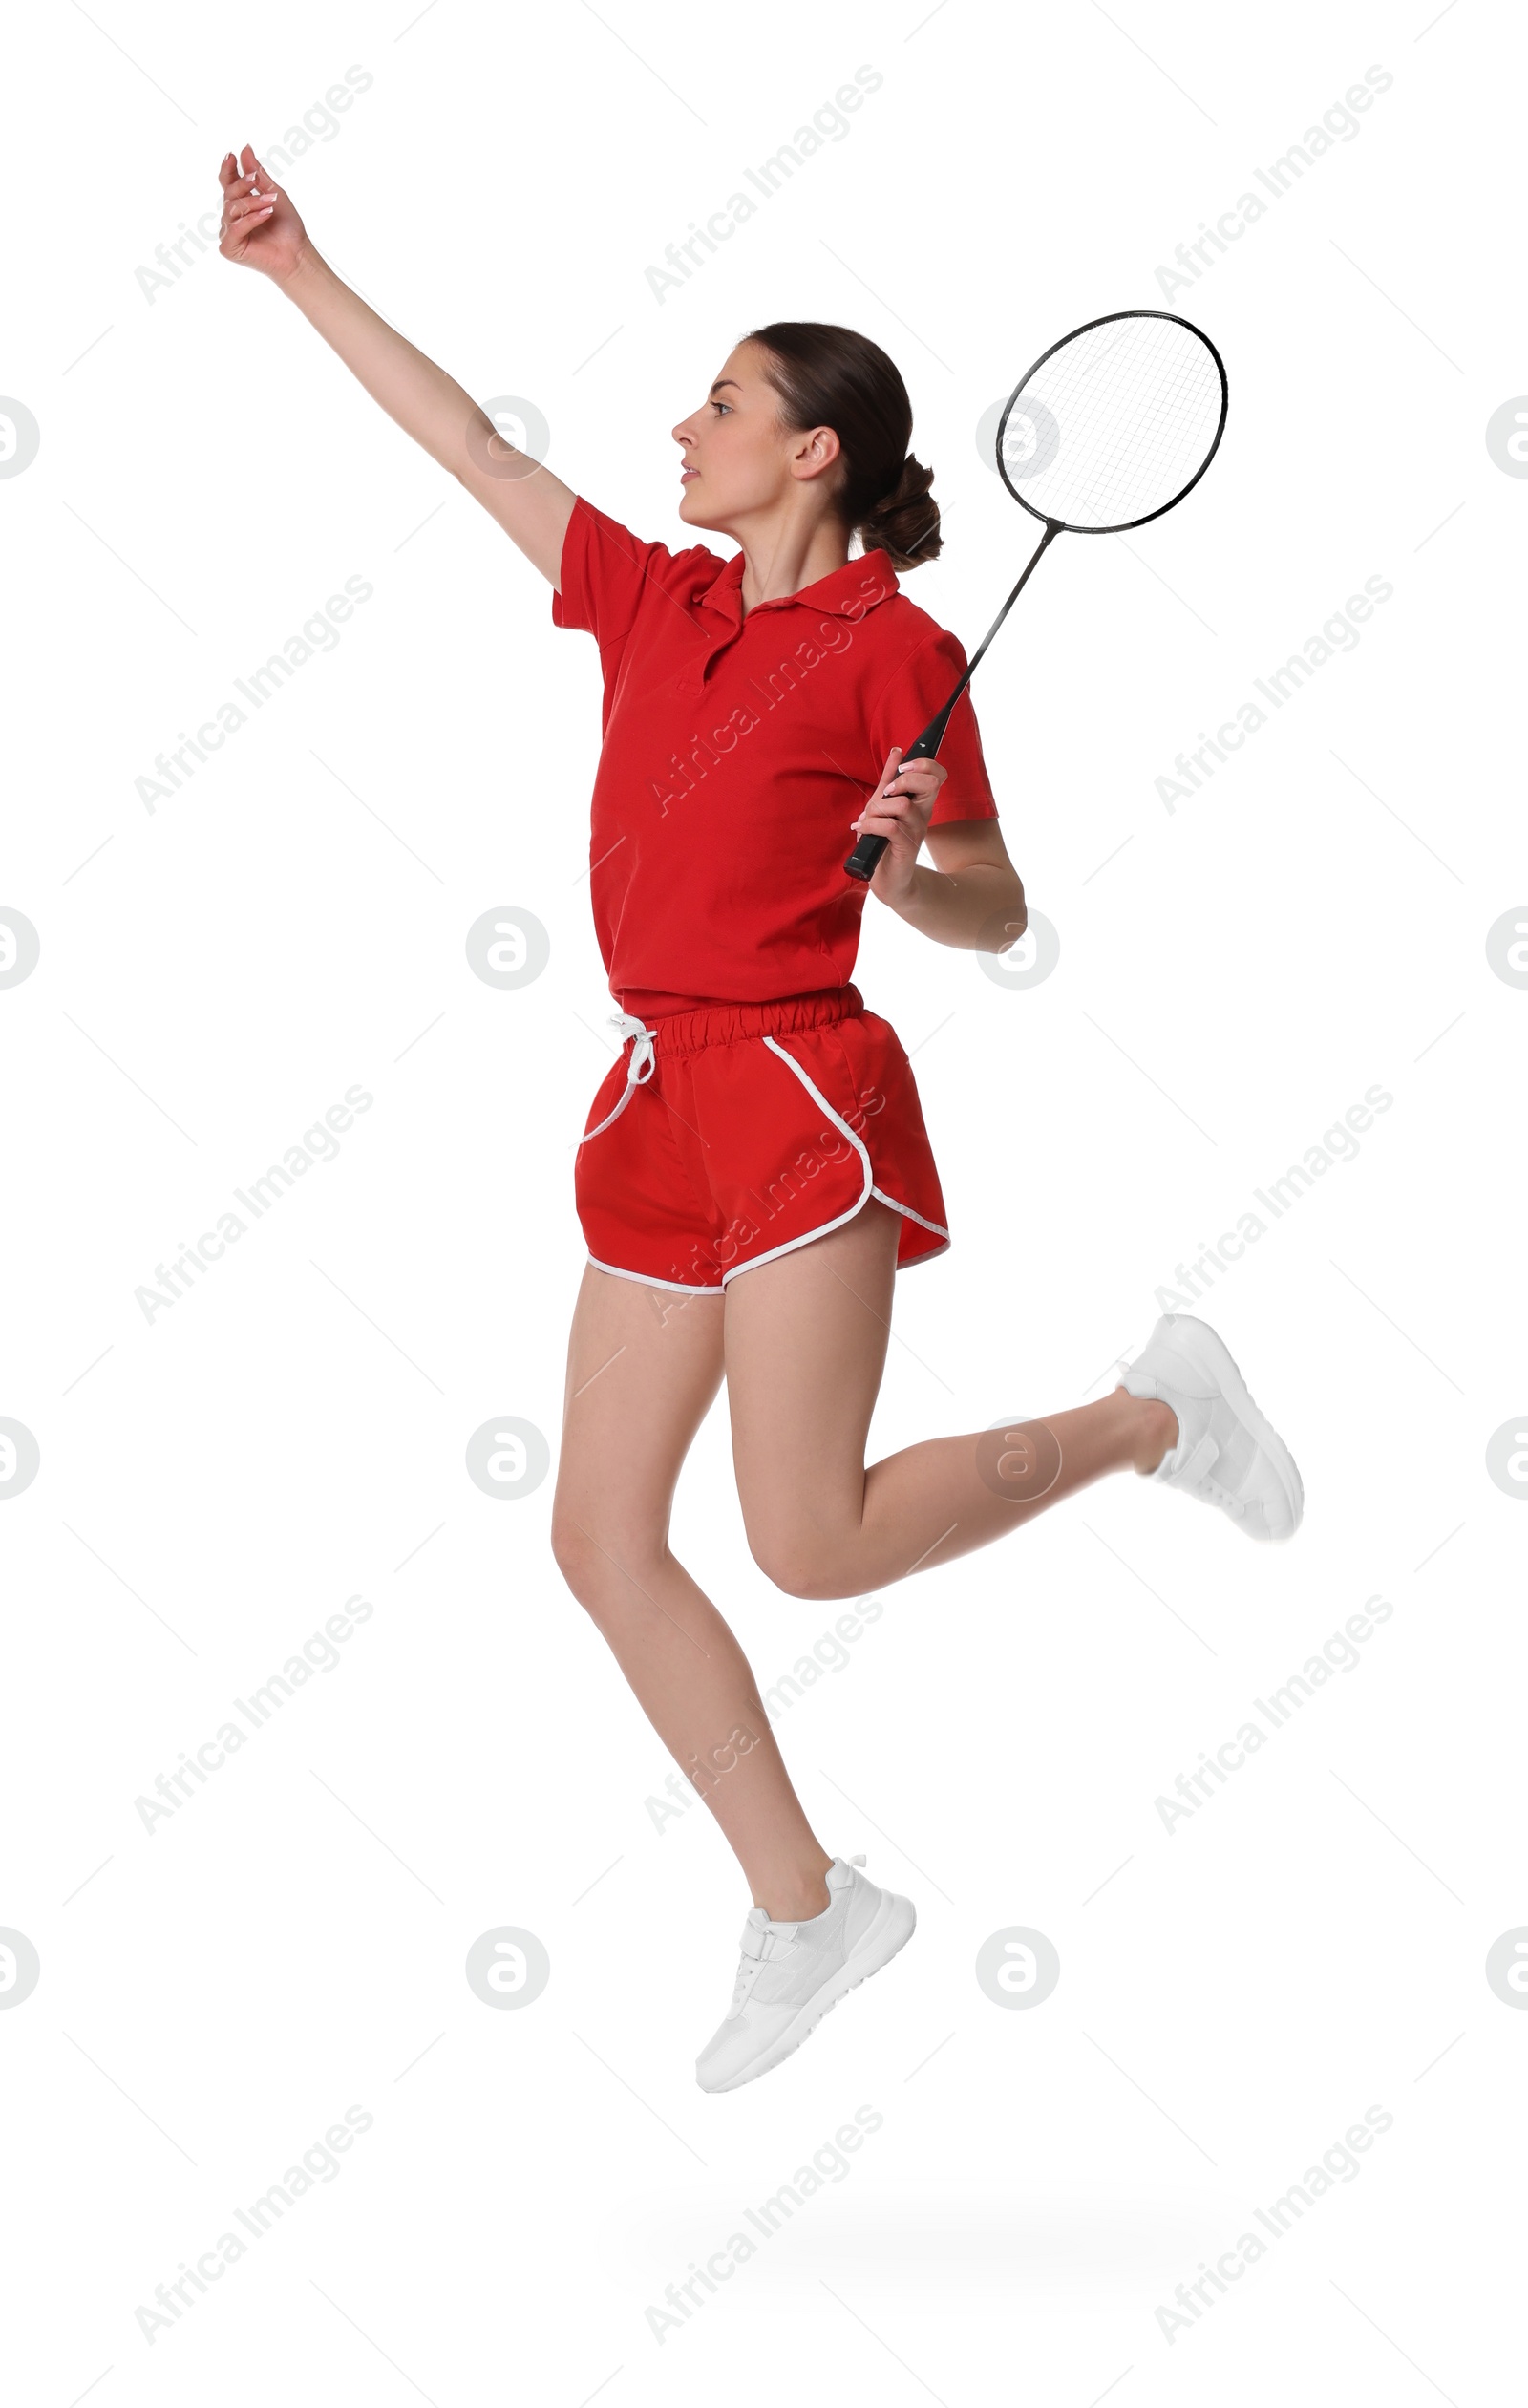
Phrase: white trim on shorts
[
  {"left": 583, "top": 1027, "right": 950, "bottom": 1291},
  {"left": 713, "top": 1036, "right": 949, "bottom": 1286},
  {"left": 585, "top": 1254, "right": 723, "bottom": 1295}
]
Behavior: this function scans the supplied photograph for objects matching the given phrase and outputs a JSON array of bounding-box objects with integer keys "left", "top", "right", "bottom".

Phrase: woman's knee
[
  {"left": 745, "top": 1521, "right": 857, "bottom": 1603},
  {"left": 550, "top": 1506, "right": 667, "bottom": 1615}
]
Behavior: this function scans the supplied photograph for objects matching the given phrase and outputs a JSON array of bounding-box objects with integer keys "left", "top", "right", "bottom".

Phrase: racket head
[{"left": 996, "top": 309, "right": 1228, "bottom": 536}]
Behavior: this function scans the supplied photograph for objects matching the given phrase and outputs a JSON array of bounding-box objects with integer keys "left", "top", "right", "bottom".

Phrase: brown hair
[{"left": 743, "top": 320, "right": 942, "bottom": 572}]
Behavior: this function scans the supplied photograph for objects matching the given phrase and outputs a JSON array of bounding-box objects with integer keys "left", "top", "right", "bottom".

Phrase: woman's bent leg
[
  {"left": 550, "top": 1266, "right": 833, "bottom": 1919},
  {"left": 724, "top": 1203, "right": 1177, "bottom": 1600}
]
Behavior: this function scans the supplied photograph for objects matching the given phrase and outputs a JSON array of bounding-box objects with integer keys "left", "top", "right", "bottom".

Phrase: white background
[{"left": 2, "top": 1, "right": 1524, "bottom": 2399}]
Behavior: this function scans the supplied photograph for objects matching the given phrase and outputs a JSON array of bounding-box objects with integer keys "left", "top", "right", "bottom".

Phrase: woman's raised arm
[{"left": 217, "top": 144, "right": 576, "bottom": 586}]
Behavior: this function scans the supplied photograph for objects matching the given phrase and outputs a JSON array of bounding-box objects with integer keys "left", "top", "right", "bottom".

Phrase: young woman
[{"left": 219, "top": 146, "right": 1303, "bottom": 2094}]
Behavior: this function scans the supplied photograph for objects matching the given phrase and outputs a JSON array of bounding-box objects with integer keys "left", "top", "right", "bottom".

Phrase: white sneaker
[
  {"left": 1118, "top": 1312, "right": 1304, "bottom": 1542},
  {"left": 695, "top": 1855, "right": 916, "bottom": 2094}
]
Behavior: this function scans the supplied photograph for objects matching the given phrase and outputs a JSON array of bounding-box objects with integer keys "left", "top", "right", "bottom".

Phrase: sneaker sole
[
  {"left": 698, "top": 1890, "right": 917, "bottom": 2094},
  {"left": 1159, "top": 1314, "right": 1304, "bottom": 1540}
]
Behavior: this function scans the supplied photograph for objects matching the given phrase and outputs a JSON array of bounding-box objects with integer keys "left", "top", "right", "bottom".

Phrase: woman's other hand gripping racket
[{"left": 849, "top": 747, "right": 947, "bottom": 903}]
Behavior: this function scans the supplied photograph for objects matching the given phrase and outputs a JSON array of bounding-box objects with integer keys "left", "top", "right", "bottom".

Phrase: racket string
[
  {"left": 1015, "top": 322, "right": 1216, "bottom": 518},
  {"left": 1001, "top": 314, "right": 1223, "bottom": 531}
]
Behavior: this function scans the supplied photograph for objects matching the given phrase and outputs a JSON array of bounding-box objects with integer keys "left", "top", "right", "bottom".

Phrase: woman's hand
[
  {"left": 850, "top": 747, "right": 947, "bottom": 905},
  {"left": 218, "top": 144, "right": 308, "bottom": 280}
]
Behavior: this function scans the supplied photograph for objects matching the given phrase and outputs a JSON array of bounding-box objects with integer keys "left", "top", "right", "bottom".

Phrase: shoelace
[
  {"left": 572, "top": 1012, "right": 657, "bottom": 1148},
  {"left": 728, "top": 1954, "right": 764, "bottom": 2014}
]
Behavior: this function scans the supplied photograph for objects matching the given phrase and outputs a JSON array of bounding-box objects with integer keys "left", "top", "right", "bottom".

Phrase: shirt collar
[
  {"left": 703, "top": 546, "right": 901, "bottom": 629},
  {"left": 670, "top": 546, "right": 900, "bottom": 704}
]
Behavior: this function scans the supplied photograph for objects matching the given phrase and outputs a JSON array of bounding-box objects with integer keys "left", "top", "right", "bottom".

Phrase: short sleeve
[
  {"left": 551, "top": 495, "right": 715, "bottom": 673},
  {"left": 867, "top": 628, "right": 999, "bottom": 824}
]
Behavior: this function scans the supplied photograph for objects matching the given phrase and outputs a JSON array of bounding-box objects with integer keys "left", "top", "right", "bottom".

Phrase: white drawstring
[{"left": 574, "top": 1012, "right": 658, "bottom": 1147}]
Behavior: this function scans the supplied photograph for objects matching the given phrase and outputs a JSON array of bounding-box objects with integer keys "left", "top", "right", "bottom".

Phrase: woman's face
[{"left": 672, "top": 342, "right": 841, "bottom": 535}]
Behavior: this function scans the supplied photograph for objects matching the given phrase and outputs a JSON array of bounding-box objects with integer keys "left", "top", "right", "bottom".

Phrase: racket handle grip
[
  {"left": 843, "top": 830, "right": 890, "bottom": 882},
  {"left": 841, "top": 723, "right": 946, "bottom": 883}
]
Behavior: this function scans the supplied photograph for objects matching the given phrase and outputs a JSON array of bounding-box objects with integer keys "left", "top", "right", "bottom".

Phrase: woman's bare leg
[
  {"left": 550, "top": 1267, "right": 834, "bottom": 1919},
  {"left": 553, "top": 1216, "right": 1174, "bottom": 1918},
  {"left": 724, "top": 1202, "right": 1178, "bottom": 1601}
]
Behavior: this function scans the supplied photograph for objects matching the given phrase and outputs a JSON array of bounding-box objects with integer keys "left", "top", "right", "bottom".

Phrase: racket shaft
[{"left": 842, "top": 522, "right": 1061, "bottom": 882}]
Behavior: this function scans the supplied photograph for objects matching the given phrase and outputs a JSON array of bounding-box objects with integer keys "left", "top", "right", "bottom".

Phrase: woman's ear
[{"left": 791, "top": 424, "right": 841, "bottom": 483}]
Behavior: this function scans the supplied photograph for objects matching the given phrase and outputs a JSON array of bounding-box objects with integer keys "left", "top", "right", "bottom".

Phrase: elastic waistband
[{"left": 632, "top": 985, "right": 864, "bottom": 1060}]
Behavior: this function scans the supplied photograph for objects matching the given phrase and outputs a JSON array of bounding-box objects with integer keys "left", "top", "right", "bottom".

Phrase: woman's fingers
[
  {"left": 221, "top": 199, "right": 275, "bottom": 252},
  {"left": 851, "top": 757, "right": 945, "bottom": 833},
  {"left": 217, "top": 159, "right": 265, "bottom": 236},
  {"left": 879, "top": 771, "right": 943, "bottom": 816},
  {"left": 875, "top": 752, "right": 947, "bottom": 801},
  {"left": 852, "top": 748, "right": 902, "bottom": 831},
  {"left": 852, "top": 792, "right": 912, "bottom": 837},
  {"left": 886, "top": 758, "right": 945, "bottom": 794},
  {"left": 216, "top": 142, "right": 305, "bottom": 274}
]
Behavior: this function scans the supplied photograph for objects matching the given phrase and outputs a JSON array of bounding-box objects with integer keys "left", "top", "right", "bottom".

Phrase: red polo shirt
[{"left": 552, "top": 496, "right": 999, "bottom": 1016}]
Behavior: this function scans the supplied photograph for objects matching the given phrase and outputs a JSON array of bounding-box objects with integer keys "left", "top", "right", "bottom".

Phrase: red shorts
[{"left": 574, "top": 986, "right": 950, "bottom": 1291}]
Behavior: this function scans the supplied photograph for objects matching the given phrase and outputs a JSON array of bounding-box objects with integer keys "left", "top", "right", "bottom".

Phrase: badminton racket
[{"left": 843, "top": 309, "right": 1228, "bottom": 882}]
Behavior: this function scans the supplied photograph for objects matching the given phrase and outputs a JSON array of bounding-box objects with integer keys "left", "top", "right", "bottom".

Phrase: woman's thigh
[
  {"left": 722, "top": 1200, "right": 901, "bottom": 1587},
  {"left": 551, "top": 1268, "right": 726, "bottom": 1583}
]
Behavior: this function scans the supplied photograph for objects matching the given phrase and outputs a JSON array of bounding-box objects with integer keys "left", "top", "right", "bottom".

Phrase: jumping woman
[{"left": 219, "top": 145, "right": 1303, "bottom": 2094}]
